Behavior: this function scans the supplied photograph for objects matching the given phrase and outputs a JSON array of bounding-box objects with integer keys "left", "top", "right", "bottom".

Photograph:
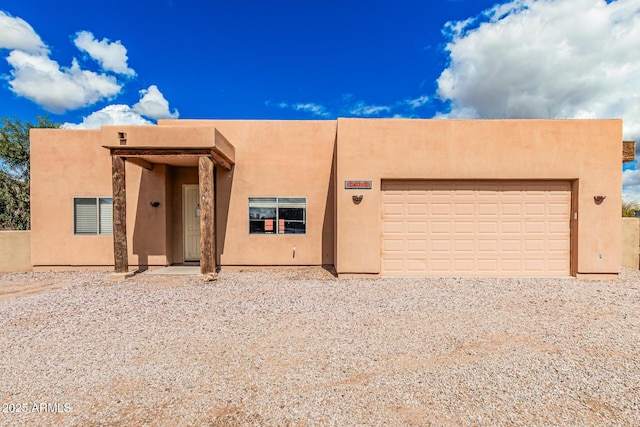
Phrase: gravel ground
[{"left": 0, "top": 267, "right": 639, "bottom": 426}]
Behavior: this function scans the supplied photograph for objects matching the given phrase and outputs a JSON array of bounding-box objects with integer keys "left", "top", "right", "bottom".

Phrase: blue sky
[{"left": 1, "top": 0, "right": 640, "bottom": 200}]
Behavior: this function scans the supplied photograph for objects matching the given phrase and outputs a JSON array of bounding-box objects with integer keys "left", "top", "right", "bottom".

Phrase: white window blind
[
  {"left": 277, "top": 197, "right": 305, "bottom": 209},
  {"left": 99, "top": 198, "right": 113, "bottom": 235},
  {"left": 74, "top": 197, "right": 113, "bottom": 235},
  {"left": 74, "top": 198, "right": 97, "bottom": 234}
]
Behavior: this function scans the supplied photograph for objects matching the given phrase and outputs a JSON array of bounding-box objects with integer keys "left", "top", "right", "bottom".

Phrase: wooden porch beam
[
  {"left": 623, "top": 141, "right": 636, "bottom": 163},
  {"left": 111, "top": 148, "right": 213, "bottom": 157},
  {"left": 210, "top": 149, "right": 232, "bottom": 170},
  {"left": 108, "top": 147, "right": 233, "bottom": 170},
  {"left": 124, "top": 157, "right": 154, "bottom": 170},
  {"left": 111, "top": 155, "right": 129, "bottom": 274},
  {"left": 198, "top": 156, "right": 216, "bottom": 278}
]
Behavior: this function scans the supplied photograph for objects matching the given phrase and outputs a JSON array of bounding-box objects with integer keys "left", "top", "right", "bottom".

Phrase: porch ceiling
[
  {"left": 106, "top": 146, "right": 234, "bottom": 170},
  {"left": 129, "top": 155, "right": 198, "bottom": 167}
]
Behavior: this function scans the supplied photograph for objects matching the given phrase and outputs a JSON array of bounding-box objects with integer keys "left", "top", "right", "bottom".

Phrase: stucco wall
[
  {"left": 166, "top": 120, "right": 337, "bottom": 266},
  {"left": 30, "top": 129, "right": 170, "bottom": 269},
  {"left": 31, "top": 120, "right": 336, "bottom": 269},
  {"left": 30, "top": 119, "right": 621, "bottom": 274},
  {"left": 622, "top": 218, "right": 639, "bottom": 269},
  {"left": 0, "top": 231, "right": 31, "bottom": 273},
  {"left": 335, "top": 118, "right": 622, "bottom": 275}
]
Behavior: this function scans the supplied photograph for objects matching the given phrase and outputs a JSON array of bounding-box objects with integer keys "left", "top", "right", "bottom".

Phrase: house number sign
[{"left": 344, "top": 180, "right": 372, "bottom": 190}]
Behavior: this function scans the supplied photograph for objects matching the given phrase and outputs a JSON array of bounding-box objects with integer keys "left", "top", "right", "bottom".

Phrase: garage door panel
[
  {"left": 381, "top": 180, "right": 571, "bottom": 277},
  {"left": 525, "top": 239, "right": 545, "bottom": 251},
  {"left": 454, "top": 240, "right": 474, "bottom": 251},
  {"left": 430, "top": 239, "right": 450, "bottom": 252},
  {"left": 524, "top": 259, "right": 545, "bottom": 271},
  {"left": 455, "top": 204, "right": 474, "bottom": 215},
  {"left": 548, "top": 221, "right": 569, "bottom": 233},
  {"left": 407, "top": 239, "right": 427, "bottom": 252},
  {"left": 431, "top": 204, "right": 451, "bottom": 215},
  {"left": 455, "top": 221, "right": 474, "bottom": 233},
  {"left": 407, "top": 221, "right": 428, "bottom": 233},
  {"left": 478, "top": 221, "right": 498, "bottom": 234},
  {"left": 548, "top": 259, "right": 570, "bottom": 273},
  {"left": 548, "top": 238, "right": 569, "bottom": 251},
  {"left": 549, "top": 203, "right": 570, "bottom": 215},
  {"left": 501, "top": 259, "right": 522, "bottom": 272},
  {"left": 382, "top": 258, "right": 404, "bottom": 273},
  {"left": 502, "top": 222, "right": 522, "bottom": 233},
  {"left": 382, "top": 239, "right": 404, "bottom": 252},
  {"left": 407, "top": 259, "right": 428, "bottom": 272},
  {"left": 478, "top": 239, "right": 498, "bottom": 252},
  {"left": 502, "top": 203, "right": 523, "bottom": 215},
  {"left": 408, "top": 203, "right": 428, "bottom": 215},
  {"left": 478, "top": 203, "right": 499, "bottom": 215},
  {"left": 455, "top": 259, "right": 474, "bottom": 272},
  {"left": 501, "top": 239, "right": 522, "bottom": 252},
  {"left": 383, "top": 203, "right": 404, "bottom": 216},
  {"left": 526, "top": 203, "right": 546, "bottom": 216},
  {"left": 525, "top": 221, "right": 545, "bottom": 233},
  {"left": 431, "top": 221, "right": 451, "bottom": 233},
  {"left": 383, "top": 221, "right": 404, "bottom": 233},
  {"left": 478, "top": 259, "right": 498, "bottom": 271}
]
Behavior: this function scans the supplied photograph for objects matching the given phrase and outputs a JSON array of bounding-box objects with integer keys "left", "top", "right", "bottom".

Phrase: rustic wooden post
[
  {"left": 111, "top": 155, "right": 128, "bottom": 273},
  {"left": 198, "top": 156, "right": 216, "bottom": 278}
]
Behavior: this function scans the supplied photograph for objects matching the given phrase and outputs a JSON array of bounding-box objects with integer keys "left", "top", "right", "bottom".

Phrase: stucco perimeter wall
[
  {"left": 0, "top": 231, "right": 31, "bottom": 273},
  {"left": 336, "top": 119, "right": 622, "bottom": 275},
  {"left": 622, "top": 218, "right": 639, "bottom": 269},
  {"left": 162, "top": 120, "right": 336, "bottom": 266},
  {"left": 30, "top": 128, "right": 170, "bottom": 269}
]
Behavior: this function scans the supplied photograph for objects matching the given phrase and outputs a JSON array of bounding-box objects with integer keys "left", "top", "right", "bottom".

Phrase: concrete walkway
[{"left": 147, "top": 266, "right": 200, "bottom": 275}]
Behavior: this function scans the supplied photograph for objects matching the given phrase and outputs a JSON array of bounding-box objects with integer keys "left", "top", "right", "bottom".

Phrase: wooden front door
[{"left": 183, "top": 185, "right": 201, "bottom": 261}]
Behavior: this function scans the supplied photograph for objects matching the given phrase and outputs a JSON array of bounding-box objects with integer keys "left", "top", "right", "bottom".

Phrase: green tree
[{"left": 0, "top": 116, "right": 60, "bottom": 230}]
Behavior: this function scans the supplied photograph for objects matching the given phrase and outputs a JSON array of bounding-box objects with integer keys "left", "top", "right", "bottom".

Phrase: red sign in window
[{"left": 345, "top": 180, "right": 372, "bottom": 189}]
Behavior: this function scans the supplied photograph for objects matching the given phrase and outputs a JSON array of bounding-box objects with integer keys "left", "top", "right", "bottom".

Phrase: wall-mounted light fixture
[
  {"left": 352, "top": 194, "right": 363, "bottom": 204},
  {"left": 594, "top": 195, "right": 606, "bottom": 204},
  {"left": 150, "top": 201, "right": 160, "bottom": 207}
]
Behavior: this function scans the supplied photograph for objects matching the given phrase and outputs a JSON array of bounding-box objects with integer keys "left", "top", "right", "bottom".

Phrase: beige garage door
[{"left": 381, "top": 181, "right": 571, "bottom": 277}]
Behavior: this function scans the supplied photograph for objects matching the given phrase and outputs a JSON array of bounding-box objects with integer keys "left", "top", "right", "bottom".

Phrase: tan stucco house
[{"left": 30, "top": 118, "right": 624, "bottom": 279}]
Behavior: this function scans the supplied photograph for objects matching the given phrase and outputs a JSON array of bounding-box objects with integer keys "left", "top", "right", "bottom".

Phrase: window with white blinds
[{"left": 74, "top": 197, "right": 113, "bottom": 235}]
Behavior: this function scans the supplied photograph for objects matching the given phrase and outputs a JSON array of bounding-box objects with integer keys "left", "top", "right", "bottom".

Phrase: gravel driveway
[{"left": 0, "top": 268, "right": 639, "bottom": 426}]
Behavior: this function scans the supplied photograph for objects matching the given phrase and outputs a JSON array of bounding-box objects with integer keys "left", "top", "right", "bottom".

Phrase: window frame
[
  {"left": 73, "top": 196, "right": 113, "bottom": 236},
  {"left": 248, "top": 196, "right": 307, "bottom": 235}
]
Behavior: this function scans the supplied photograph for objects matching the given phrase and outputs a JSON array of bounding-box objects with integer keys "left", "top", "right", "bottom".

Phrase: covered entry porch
[{"left": 103, "top": 128, "right": 235, "bottom": 279}]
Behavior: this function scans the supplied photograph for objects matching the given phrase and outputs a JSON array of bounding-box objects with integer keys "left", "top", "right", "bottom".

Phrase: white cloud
[
  {"left": 348, "top": 101, "right": 391, "bottom": 116},
  {"left": 133, "top": 85, "right": 179, "bottom": 119},
  {"left": 270, "top": 93, "right": 432, "bottom": 118},
  {"left": 436, "top": 0, "right": 640, "bottom": 141},
  {"left": 623, "top": 168, "right": 640, "bottom": 188},
  {"left": 73, "top": 30, "right": 135, "bottom": 76},
  {"left": 270, "top": 101, "right": 331, "bottom": 118},
  {"left": 63, "top": 85, "right": 177, "bottom": 128},
  {"left": 0, "top": 11, "right": 48, "bottom": 54},
  {"left": 404, "top": 95, "right": 430, "bottom": 109},
  {"left": 293, "top": 102, "right": 330, "bottom": 118},
  {"left": 6, "top": 51, "right": 122, "bottom": 113},
  {"left": 623, "top": 167, "right": 640, "bottom": 203},
  {"left": 62, "top": 104, "right": 153, "bottom": 129}
]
